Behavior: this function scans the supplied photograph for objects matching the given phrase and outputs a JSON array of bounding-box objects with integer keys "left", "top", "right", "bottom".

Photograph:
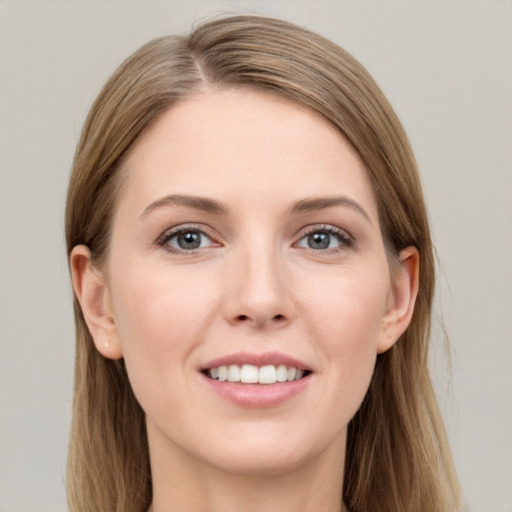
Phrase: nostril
[{"left": 233, "top": 313, "right": 287, "bottom": 324}]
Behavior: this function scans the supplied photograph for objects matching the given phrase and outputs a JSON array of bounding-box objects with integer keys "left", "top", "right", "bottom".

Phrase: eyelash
[
  {"left": 156, "top": 224, "right": 354, "bottom": 255},
  {"left": 295, "top": 225, "right": 354, "bottom": 253},
  {"left": 156, "top": 224, "right": 219, "bottom": 254}
]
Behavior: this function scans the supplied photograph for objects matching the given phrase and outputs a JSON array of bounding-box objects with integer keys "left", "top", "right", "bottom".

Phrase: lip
[
  {"left": 199, "top": 352, "right": 313, "bottom": 408},
  {"left": 200, "top": 351, "right": 311, "bottom": 371},
  {"left": 200, "top": 372, "right": 312, "bottom": 408}
]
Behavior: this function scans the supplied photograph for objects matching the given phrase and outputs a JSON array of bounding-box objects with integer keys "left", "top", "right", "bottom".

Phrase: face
[{"left": 77, "top": 89, "right": 416, "bottom": 477}]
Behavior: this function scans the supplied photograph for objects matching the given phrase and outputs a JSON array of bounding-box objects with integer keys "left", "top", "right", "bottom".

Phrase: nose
[{"left": 223, "top": 242, "right": 295, "bottom": 329}]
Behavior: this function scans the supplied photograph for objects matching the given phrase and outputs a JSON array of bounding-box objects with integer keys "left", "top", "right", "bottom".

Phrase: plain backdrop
[{"left": 0, "top": 1, "right": 511, "bottom": 511}]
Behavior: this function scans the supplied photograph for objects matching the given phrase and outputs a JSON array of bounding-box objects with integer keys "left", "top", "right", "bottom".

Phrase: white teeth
[
  {"left": 207, "top": 364, "right": 307, "bottom": 384},
  {"left": 276, "top": 365, "right": 288, "bottom": 382},
  {"left": 259, "top": 365, "right": 277, "bottom": 384},
  {"left": 240, "top": 364, "right": 259, "bottom": 384},
  {"left": 218, "top": 365, "right": 228, "bottom": 382},
  {"left": 227, "top": 364, "right": 240, "bottom": 382}
]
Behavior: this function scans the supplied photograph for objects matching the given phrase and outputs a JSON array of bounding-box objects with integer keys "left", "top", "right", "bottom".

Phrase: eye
[
  {"left": 295, "top": 226, "right": 353, "bottom": 251},
  {"left": 158, "top": 226, "right": 218, "bottom": 252}
]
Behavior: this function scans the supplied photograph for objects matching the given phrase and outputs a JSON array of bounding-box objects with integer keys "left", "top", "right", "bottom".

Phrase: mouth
[
  {"left": 203, "top": 364, "right": 311, "bottom": 385},
  {"left": 200, "top": 353, "right": 313, "bottom": 407}
]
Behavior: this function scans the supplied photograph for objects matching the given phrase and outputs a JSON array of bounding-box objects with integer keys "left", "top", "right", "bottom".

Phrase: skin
[{"left": 71, "top": 89, "right": 419, "bottom": 512}]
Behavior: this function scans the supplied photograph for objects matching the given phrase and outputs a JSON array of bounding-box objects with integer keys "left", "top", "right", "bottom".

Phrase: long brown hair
[{"left": 65, "top": 15, "right": 462, "bottom": 512}]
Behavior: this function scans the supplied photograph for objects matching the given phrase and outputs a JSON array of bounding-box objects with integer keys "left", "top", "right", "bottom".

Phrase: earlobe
[
  {"left": 70, "top": 245, "right": 123, "bottom": 360},
  {"left": 377, "top": 246, "right": 420, "bottom": 354}
]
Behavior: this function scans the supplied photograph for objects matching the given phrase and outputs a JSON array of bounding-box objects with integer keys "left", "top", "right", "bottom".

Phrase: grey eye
[
  {"left": 176, "top": 231, "right": 202, "bottom": 249},
  {"left": 295, "top": 226, "right": 352, "bottom": 252},
  {"left": 297, "top": 230, "right": 343, "bottom": 250},
  {"left": 307, "top": 232, "right": 331, "bottom": 249},
  {"left": 165, "top": 229, "right": 213, "bottom": 251}
]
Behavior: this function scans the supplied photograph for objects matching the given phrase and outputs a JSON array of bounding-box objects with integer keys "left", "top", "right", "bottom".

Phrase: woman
[{"left": 66, "top": 15, "right": 463, "bottom": 512}]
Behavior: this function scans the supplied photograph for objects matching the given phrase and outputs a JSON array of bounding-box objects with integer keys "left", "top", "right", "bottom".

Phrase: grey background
[{"left": 1, "top": 1, "right": 511, "bottom": 511}]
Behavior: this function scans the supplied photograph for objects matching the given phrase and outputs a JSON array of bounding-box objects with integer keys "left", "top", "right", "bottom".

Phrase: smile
[
  {"left": 205, "top": 364, "right": 308, "bottom": 384},
  {"left": 200, "top": 352, "right": 313, "bottom": 407}
]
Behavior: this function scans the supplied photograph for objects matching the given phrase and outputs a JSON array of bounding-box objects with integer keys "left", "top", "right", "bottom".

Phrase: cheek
[
  {"left": 113, "top": 262, "right": 212, "bottom": 340},
  {"left": 109, "top": 264, "right": 218, "bottom": 398},
  {"left": 302, "top": 265, "right": 390, "bottom": 402},
  {"left": 305, "top": 263, "right": 390, "bottom": 346}
]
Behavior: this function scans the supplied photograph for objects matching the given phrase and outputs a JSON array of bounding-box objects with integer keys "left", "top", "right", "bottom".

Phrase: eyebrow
[
  {"left": 140, "top": 194, "right": 228, "bottom": 218},
  {"left": 289, "top": 196, "right": 372, "bottom": 224},
  {"left": 140, "top": 193, "right": 372, "bottom": 225}
]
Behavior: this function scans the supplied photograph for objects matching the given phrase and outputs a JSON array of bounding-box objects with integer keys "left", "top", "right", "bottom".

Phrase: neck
[{"left": 147, "top": 430, "right": 348, "bottom": 512}]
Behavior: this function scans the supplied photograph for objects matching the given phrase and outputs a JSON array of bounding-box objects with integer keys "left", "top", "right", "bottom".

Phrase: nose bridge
[{"left": 225, "top": 232, "right": 293, "bottom": 327}]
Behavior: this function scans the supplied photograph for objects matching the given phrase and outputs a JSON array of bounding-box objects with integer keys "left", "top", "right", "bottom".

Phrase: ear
[
  {"left": 70, "top": 245, "right": 123, "bottom": 360},
  {"left": 377, "top": 246, "right": 420, "bottom": 354}
]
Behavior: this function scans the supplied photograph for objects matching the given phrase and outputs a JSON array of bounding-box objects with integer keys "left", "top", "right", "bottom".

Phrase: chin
[
  {"left": 211, "top": 449, "right": 313, "bottom": 477},
  {"left": 196, "top": 423, "right": 346, "bottom": 477}
]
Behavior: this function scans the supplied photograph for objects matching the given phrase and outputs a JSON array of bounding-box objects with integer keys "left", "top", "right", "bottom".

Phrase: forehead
[{"left": 118, "top": 88, "right": 378, "bottom": 220}]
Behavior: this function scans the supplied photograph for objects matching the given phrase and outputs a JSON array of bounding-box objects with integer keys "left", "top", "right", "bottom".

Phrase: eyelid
[
  {"left": 155, "top": 222, "right": 354, "bottom": 254},
  {"left": 297, "top": 224, "right": 353, "bottom": 239},
  {"left": 156, "top": 223, "right": 221, "bottom": 252},
  {"left": 293, "top": 224, "right": 354, "bottom": 250}
]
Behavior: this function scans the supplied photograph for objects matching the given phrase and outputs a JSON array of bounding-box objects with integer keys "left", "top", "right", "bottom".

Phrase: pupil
[
  {"left": 308, "top": 232, "right": 330, "bottom": 249},
  {"left": 178, "top": 231, "right": 201, "bottom": 249}
]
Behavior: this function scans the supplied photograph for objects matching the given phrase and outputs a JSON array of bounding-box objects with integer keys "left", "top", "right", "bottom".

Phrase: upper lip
[{"left": 200, "top": 352, "right": 311, "bottom": 371}]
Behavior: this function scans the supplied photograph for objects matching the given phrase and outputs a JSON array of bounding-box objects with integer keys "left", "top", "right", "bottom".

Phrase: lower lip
[{"left": 200, "top": 373, "right": 312, "bottom": 408}]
